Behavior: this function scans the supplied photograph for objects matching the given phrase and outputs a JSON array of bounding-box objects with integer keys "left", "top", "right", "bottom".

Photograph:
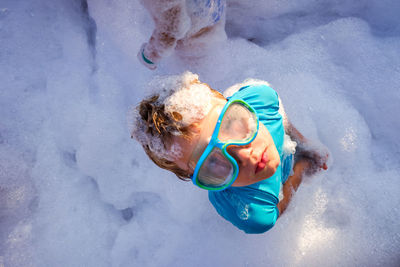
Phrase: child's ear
[{"left": 190, "top": 122, "right": 201, "bottom": 134}]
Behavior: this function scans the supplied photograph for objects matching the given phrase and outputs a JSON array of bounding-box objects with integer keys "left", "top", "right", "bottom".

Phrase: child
[
  {"left": 138, "top": 0, "right": 226, "bottom": 70},
  {"left": 130, "top": 72, "right": 329, "bottom": 233}
]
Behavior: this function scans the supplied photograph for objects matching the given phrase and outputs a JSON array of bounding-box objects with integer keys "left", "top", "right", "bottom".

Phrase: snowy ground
[{"left": 1, "top": 0, "right": 400, "bottom": 266}]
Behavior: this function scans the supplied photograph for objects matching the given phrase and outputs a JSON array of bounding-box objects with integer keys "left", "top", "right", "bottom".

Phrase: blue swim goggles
[{"left": 189, "top": 98, "right": 259, "bottom": 191}]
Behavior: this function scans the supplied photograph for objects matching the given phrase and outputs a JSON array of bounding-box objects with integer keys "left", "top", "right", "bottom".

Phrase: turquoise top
[{"left": 208, "top": 84, "right": 286, "bottom": 234}]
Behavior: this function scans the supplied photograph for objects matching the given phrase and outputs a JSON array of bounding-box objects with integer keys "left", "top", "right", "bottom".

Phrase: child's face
[{"left": 173, "top": 97, "right": 280, "bottom": 187}]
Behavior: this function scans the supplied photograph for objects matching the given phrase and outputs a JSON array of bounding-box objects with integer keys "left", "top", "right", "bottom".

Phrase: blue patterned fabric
[{"left": 187, "top": 0, "right": 225, "bottom": 23}]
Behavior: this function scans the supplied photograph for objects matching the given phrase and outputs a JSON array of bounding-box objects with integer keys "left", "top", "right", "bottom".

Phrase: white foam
[{"left": 1, "top": 0, "right": 399, "bottom": 266}]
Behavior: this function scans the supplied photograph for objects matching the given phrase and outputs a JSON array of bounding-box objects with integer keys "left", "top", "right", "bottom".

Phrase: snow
[{"left": 0, "top": 0, "right": 399, "bottom": 266}]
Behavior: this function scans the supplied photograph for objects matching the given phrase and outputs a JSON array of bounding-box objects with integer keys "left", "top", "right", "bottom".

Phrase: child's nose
[{"left": 227, "top": 144, "right": 252, "bottom": 163}]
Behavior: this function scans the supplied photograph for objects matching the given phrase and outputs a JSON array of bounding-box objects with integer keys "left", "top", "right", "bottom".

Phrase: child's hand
[
  {"left": 310, "top": 148, "right": 329, "bottom": 171},
  {"left": 137, "top": 43, "right": 157, "bottom": 70},
  {"left": 296, "top": 141, "right": 330, "bottom": 175}
]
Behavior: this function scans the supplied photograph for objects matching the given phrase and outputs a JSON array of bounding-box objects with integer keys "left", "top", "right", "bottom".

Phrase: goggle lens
[
  {"left": 218, "top": 102, "right": 258, "bottom": 142},
  {"left": 197, "top": 147, "right": 234, "bottom": 187},
  {"left": 195, "top": 101, "right": 258, "bottom": 189}
]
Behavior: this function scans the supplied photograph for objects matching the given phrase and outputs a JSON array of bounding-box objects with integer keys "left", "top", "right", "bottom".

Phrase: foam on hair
[{"left": 130, "top": 71, "right": 214, "bottom": 161}]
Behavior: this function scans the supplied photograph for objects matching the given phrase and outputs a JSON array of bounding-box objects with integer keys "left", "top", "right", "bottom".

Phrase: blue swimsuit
[{"left": 208, "top": 84, "right": 293, "bottom": 234}]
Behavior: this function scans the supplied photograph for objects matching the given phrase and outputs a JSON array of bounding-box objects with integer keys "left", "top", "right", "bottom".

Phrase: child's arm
[
  {"left": 286, "top": 120, "right": 329, "bottom": 172},
  {"left": 277, "top": 124, "right": 328, "bottom": 216},
  {"left": 279, "top": 98, "right": 329, "bottom": 171},
  {"left": 277, "top": 99, "right": 329, "bottom": 216},
  {"left": 277, "top": 159, "right": 313, "bottom": 215},
  {"left": 138, "top": 0, "right": 190, "bottom": 69}
]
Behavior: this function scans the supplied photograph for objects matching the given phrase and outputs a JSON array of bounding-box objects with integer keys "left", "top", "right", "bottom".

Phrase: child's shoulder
[
  {"left": 224, "top": 79, "right": 279, "bottom": 108},
  {"left": 223, "top": 79, "right": 277, "bottom": 99}
]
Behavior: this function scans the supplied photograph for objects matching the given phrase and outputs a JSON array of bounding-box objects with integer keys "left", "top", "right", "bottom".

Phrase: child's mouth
[{"left": 255, "top": 149, "right": 268, "bottom": 174}]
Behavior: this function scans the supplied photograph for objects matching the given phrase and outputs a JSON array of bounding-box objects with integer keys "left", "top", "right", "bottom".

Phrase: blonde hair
[{"left": 130, "top": 72, "right": 225, "bottom": 180}]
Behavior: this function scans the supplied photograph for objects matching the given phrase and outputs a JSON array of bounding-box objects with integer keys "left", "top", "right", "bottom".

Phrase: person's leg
[{"left": 175, "top": 20, "right": 227, "bottom": 60}]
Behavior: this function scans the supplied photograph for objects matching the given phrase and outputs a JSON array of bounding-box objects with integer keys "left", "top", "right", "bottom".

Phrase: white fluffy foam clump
[
  {"left": 223, "top": 78, "right": 271, "bottom": 98},
  {"left": 130, "top": 71, "right": 214, "bottom": 160}
]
